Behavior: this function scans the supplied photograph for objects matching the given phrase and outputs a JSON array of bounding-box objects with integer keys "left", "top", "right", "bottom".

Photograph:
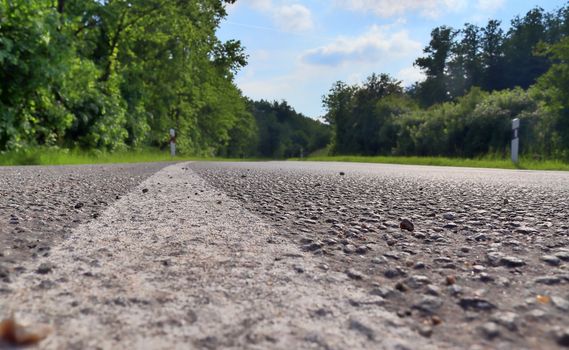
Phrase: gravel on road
[
  {"left": 190, "top": 161, "right": 569, "bottom": 349},
  {"left": 0, "top": 163, "right": 168, "bottom": 286}
]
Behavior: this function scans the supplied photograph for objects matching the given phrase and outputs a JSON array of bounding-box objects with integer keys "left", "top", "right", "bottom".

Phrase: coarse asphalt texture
[
  {"left": 0, "top": 160, "right": 568, "bottom": 349},
  {"left": 0, "top": 163, "right": 169, "bottom": 281},
  {"left": 190, "top": 161, "right": 569, "bottom": 349},
  {"left": 1, "top": 162, "right": 439, "bottom": 350}
]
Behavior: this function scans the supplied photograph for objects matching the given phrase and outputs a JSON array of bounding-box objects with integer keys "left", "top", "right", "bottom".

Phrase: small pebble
[
  {"left": 541, "top": 255, "right": 561, "bottom": 266},
  {"left": 399, "top": 218, "right": 414, "bottom": 232},
  {"left": 480, "top": 322, "right": 500, "bottom": 339}
]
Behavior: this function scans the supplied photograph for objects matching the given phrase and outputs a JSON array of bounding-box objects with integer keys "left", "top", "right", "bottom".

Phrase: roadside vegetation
[
  {"left": 2, "top": 2, "right": 569, "bottom": 169},
  {"left": 322, "top": 6, "right": 569, "bottom": 162},
  {"left": 292, "top": 155, "right": 569, "bottom": 171},
  {"left": 0, "top": 148, "right": 262, "bottom": 166},
  {"left": 0, "top": 1, "right": 328, "bottom": 162}
]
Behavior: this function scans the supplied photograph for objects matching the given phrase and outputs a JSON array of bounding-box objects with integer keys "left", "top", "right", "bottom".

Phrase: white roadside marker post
[
  {"left": 511, "top": 118, "right": 520, "bottom": 164},
  {"left": 170, "top": 128, "right": 176, "bottom": 157}
]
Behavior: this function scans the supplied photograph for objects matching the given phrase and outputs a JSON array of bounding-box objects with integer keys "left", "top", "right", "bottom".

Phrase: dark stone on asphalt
[
  {"left": 0, "top": 266, "right": 9, "bottom": 279},
  {"left": 36, "top": 262, "right": 54, "bottom": 274},
  {"left": 413, "top": 262, "right": 426, "bottom": 269},
  {"left": 442, "top": 223, "right": 458, "bottom": 229},
  {"left": 370, "top": 287, "right": 395, "bottom": 299},
  {"left": 535, "top": 276, "right": 562, "bottom": 285},
  {"left": 399, "top": 218, "right": 414, "bottom": 232},
  {"left": 313, "top": 308, "right": 332, "bottom": 317},
  {"left": 413, "top": 296, "right": 443, "bottom": 315},
  {"left": 348, "top": 319, "right": 374, "bottom": 340},
  {"left": 499, "top": 256, "right": 526, "bottom": 268},
  {"left": 395, "top": 281, "right": 408, "bottom": 292},
  {"left": 293, "top": 264, "right": 305, "bottom": 273},
  {"left": 541, "top": 255, "right": 561, "bottom": 266},
  {"left": 142, "top": 188, "right": 149, "bottom": 193},
  {"left": 557, "top": 328, "right": 569, "bottom": 347},
  {"left": 302, "top": 242, "right": 323, "bottom": 252},
  {"left": 74, "top": 202, "right": 84, "bottom": 209},
  {"left": 555, "top": 251, "right": 569, "bottom": 261},
  {"left": 346, "top": 268, "right": 365, "bottom": 280},
  {"left": 384, "top": 268, "right": 404, "bottom": 279},
  {"left": 459, "top": 297, "right": 496, "bottom": 311}
]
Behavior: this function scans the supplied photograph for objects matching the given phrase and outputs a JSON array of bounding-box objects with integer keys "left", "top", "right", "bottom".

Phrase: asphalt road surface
[{"left": 1, "top": 161, "right": 568, "bottom": 349}]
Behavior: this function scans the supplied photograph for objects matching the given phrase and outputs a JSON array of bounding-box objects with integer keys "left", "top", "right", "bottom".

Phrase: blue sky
[{"left": 217, "top": 0, "right": 567, "bottom": 119}]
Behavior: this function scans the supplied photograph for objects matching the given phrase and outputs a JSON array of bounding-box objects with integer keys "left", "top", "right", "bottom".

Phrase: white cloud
[
  {"left": 234, "top": 1, "right": 314, "bottom": 33},
  {"left": 397, "top": 66, "right": 425, "bottom": 86},
  {"left": 301, "top": 25, "right": 421, "bottom": 67},
  {"left": 273, "top": 4, "right": 314, "bottom": 32},
  {"left": 334, "top": 0, "right": 467, "bottom": 18},
  {"left": 244, "top": 0, "right": 273, "bottom": 11},
  {"left": 253, "top": 49, "right": 271, "bottom": 61},
  {"left": 476, "top": 0, "right": 506, "bottom": 12}
]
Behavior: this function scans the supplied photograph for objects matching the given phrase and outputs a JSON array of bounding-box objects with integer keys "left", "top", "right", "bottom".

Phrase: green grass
[
  {"left": 0, "top": 148, "right": 255, "bottom": 166},
  {"left": 291, "top": 155, "right": 569, "bottom": 171},
  {"left": 3, "top": 148, "right": 569, "bottom": 171}
]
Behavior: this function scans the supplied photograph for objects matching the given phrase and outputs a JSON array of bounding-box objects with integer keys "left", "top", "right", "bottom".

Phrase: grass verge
[
  {"left": 3, "top": 149, "right": 568, "bottom": 171},
  {"left": 0, "top": 148, "right": 254, "bottom": 166},
  {"left": 290, "top": 155, "right": 569, "bottom": 171}
]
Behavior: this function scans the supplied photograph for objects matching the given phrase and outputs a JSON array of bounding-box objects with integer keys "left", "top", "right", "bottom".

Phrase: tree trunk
[{"left": 57, "top": 0, "right": 64, "bottom": 14}]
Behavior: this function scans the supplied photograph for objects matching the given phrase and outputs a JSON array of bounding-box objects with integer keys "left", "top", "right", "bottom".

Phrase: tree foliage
[
  {"left": 322, "top": 4, "right": 569, "bottom": 160},
  {"left": 249, "top": 100, "right": 330, "bottom": 158},
  {"left": 535, "top": 36, "right": 569, "bottom": 159},
  {"left": 323, "top": 73, "right": 408, "bottom": 155},
  {"left": 0, "top": 0, "right": 251, "bottom": 155},
  {"left": 412, "top": 6, "right": 569, "bottom": 107}
]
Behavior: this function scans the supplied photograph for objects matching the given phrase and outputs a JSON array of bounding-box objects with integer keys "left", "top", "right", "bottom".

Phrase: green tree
[
  {"left": 249, "top": 100, "right": 330, "bottom": 158},
  {"left": 322, "top": 81, "right": 357, "bottom": 154},
  {"left": 504, "top": 7, "right": 549, "bottom": 89},
  {"left": 480, "top": 20, "right": 506, "bottom": 91},
  {"left": 448, "top": 23, "right": 482, "bottom": 98},
  {"left": 0, "top": 1, "right": 73, "bottom": 150},
  {"left": 1, "top": 0, "right": 249, "bottom": 154},
  {"left": 535, "top": 36, "right": 569, "bottom": 159},
  {"left": 414, "top": 26, "right": 456, "bottom": 106},
  {"left": 352, "top": 74, "right": 403, "bottom": 154}
]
